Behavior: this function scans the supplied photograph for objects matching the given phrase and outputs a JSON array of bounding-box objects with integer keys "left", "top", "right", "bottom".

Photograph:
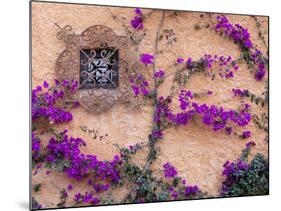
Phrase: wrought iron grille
[
  {"left": 79, "top": 48, "right": 119, "bottom": 89},
  {"left": 55, "top": 24, "right": 140, "bottom": 113}
]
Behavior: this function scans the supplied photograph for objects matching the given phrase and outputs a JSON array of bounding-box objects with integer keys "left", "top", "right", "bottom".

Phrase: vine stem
[
  {"left": 252, "top": 16, "right": 268, "bottom": 49},
  {"left": 121, "top": 10, "right": 166, "bottom": 203},
  {"left": 144, "top": 9, "right": 166, "bottom": 171},
  {"left": 160, "top": 57, "right": 244, "bottom": 84},
  {"left": 208, "top": 13, "right": 215, "bottom": 29}
]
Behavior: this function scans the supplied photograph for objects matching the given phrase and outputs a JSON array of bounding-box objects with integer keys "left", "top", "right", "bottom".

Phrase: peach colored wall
[{"left": 31, "top": 2, "right": 268, "bottom": 208}]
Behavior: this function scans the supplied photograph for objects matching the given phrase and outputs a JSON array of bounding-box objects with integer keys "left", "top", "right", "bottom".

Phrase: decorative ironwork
[
  {"left": 55, "top": 24, "right": 138, "bottom": 113},
  {"left": 79, "top": 48, "right": 119, "bottom": 89}
]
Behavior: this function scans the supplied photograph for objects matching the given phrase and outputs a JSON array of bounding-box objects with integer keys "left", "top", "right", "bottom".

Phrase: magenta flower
[
  {"left": 130, "top": 8, "right": 143, "bottom": 29},
  {"left": 130, "top": 74, "right": 150, "bottom": 97},
  {"left": 91, "top": 197, "right": 100, "bottom": 205},
  {"left": 255, "top": 69, "right": 265, "bottom": 81},
  {"left": 135, "top": 8, "right": 142, "bottom": 15},
  {"left": 215, "top": 15, "right": 267, "bottom": 81},
  {"left": 225, "top": 127, "right": 232, "bottom": 135},
  {"left": 242, "top": 131, "right": 251, "bottom": 139},
  {"left": 83, "top": 192, "right": 93, "bottom": 203},
  {"left": 141, "top": 88, "right": 149, "bottom": 96},
  {"left": 32, "top": 132, "right": 41, "bottom": 159},
  {"left": 139, "top": 53, "right": 154, "bottom": 64},
  {"left": 232, "top": 88, "right": 249, "bottom": 97},
  {"left": 62, "top": 79, "right": 69, "bottom": 87},
  {"left": 43, "top": 81, "right": 49, "bottom": 88},
  {"left": 36, "top": 85, "right": 42, "bottom": 92},
  {"left": 186, "top": 57, "right": 192, "bottom": 66},
  {"left": 215, "top": 16, "right": 253, "bottom": 49},
  {"left": 225, "top": 71, "right": 234, "bottom": 78},
  {"left": 45, "top": 131, "right": 122, "bottom": 185},
  {"left": 178, "top": 90, "right": 193, "bottom": 110},
  {"left": 131, "top": 16, "right": 143, "bottom": 29},
  {"left": 54, "top": 79, "right": 60, "bottom": 86},
  {"left": 152, "top": 129, "right": 163, "bottom": 139},
  {"left": 67, "top": 184, "right": 73, "bottom": 191},
  {"left": 177, "top": 57, "right": 184, "bottom": 64},
  {"left": 74, "top": 193, "right": 82, "bottom": 202},
  {"left": 131, "top": 86, "right": 140, "bottom": 96},
  {"left": 185, "top": 185, "right": 199, "bottom": 197},
  {"left": 154, "top": 69, "right": 165, "bottom": 78},
  {"left": 246, "top": 141, "right": 256, "bottom": 148},
  {"left": 169, "top": 187, "right": 178, "bottom": 200},
  {"left": 32, "top": 80, "right": 79, "bottom": 124},
  {"left": 163, "top": 162, "right": 177, "bottom": 178}
]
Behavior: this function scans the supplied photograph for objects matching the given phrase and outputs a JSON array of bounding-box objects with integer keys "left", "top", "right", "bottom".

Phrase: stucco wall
[{"left": 31, "top": 1, "right": 268, "bottom": 208}]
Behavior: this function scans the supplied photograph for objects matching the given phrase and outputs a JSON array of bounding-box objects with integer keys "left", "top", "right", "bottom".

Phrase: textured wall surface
[{"left": 31, "top": 1, "right": 268, "bottom": 208}]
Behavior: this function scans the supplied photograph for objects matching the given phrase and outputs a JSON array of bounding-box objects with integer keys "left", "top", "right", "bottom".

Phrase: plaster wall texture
[{"left": 31, "top": 2, "right": 268, "bottom": 207}]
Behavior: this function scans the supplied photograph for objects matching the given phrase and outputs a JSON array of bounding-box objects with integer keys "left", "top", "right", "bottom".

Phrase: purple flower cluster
[
  {"left": 178, "top": 90, "right": 193, "bottom": 110},
  {"left": 135, "top": 8, "right": 142, "bottom": 15},
  {"left": 61, "top": 79, "right": 79, "bottom": 93},
  {"left": 74, "top": 191, "right": 100, "bottom": 205},
  {"left": 215, "top": 16, "right": 267, "bottom": 81},
  {"left": 215, "top": 16, "right": 253, "bottom": 49},
  {"left": 245, "top": 141, "right": 256, "bottom": 149},
  {"left": 130, "top": 74, "right": 150, "bottom": 97},
  {"left": 225, "top": 127, "right": 233, "bottom": 135},
  {"left": 221, "top": 159, "right": 249, "bottom": 195},
  {"left": 48, "top": 107, "right": 73, "bottom": 124},
  {"left": 176, "top": 57, "right": 191, "bottom": 66},
  {"left": 207, "top": 90, "right": 213, "bottom": 95},
  {"left": 180, "top": 54, "right": 239, "bottom": 79},
  {"left": 67, "top": 184, "right": 73, "bottom": 191},
  {"left": 32, "top": 198, "right": 43, "bottom": 209},
  {"left": 184, "top": 185, "right": 200, "bottom": 197},
  {"left": 91, "top": 182, "right": 110, "bottom": 193},
  {"left": 178, "top": 90, "right": 251, "bottom": 130},
  {"left": 169, "top": 110, "right": 195, "bottom": 126},
  {"left": 155, "top": 96, "right": 194, "bottom": 127},
  {"left": 45, "top": 131, "right": 122, "bottom": 194},
  {"left": 74, "top": 192, "right": 82, "bottom": 201},
  {"left": 232, "top": 88, "right": 249, "bottom": 97},
  {"left": 222, "top": 159, "right": 249, "bottom": 177},
  {"left": 168, "top": 187, "right": 178, "bottom": 200},
  {"left": 254, "top": 64, "right": 266, "bottom": 81},
  {"left": 154, "top": 96, "right": 173, "bottom": 124},
  {"left": 130, "top": 8, "right": 143, "bottom": 30},
  {"left": 32, "top": 132, "right": 41, "bottom": 159},
  {"left": 186, "top": 57, "right": 192, "bottom": 66},
  {"left": 242, "top": 130, "right": 251, "bottom": 139},
  {"left": 176, "top": 57, "right": 185, "bottom": 64},
  {"left": 163, "top": 162, "right": 178, "bottom": 178},
  {"left": 152, "top": 129, "right": 163, "bottom": 139},
  {"left": 154, "top": 69, "right": 165, "bottom": 79},
  {"left": 32, "top": 80, "right": 79, "bottom": 124},
  {"left": 191, "top": 102, "right": 251, "bottom": 131},
  {"left": 155, "top": 91, "right": 251, "bottom": 134},
  {"left": 221, "top": 141, "right": 258, "bottom": 195},
  {"left": 168, "top": 182, "right": 199, "bottom": 199},
  {"left": 164, "top": 162, "right": 200, "bottom": 199},
  {"left": 251, "top": 49, "right": 266, "bottom": 81},
  {"left": 45, "top": 130, "right": 86, "bottom": 165},
  {"left": 202, "top": 54, "right": 238, "bottom": 79},
  {"left": 139, "top": 53, "right": 154, "bottom": 65}
]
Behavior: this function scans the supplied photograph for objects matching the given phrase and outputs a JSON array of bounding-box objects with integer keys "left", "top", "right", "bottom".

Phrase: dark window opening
[{"left": 79, "top": 48, "right": 119, "bottom": 89}]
